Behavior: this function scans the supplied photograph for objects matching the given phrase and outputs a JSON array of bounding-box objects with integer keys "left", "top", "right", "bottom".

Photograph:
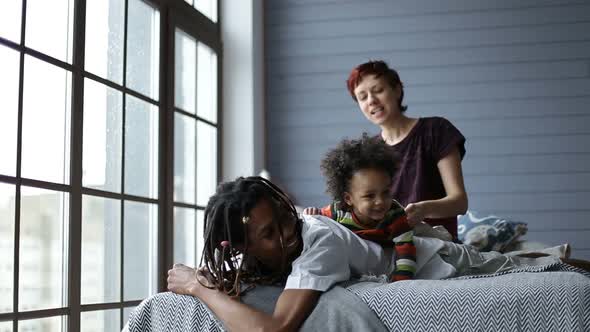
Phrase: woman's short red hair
[{"left": 346, "top": 60, "right": 407, "bottom": 112}]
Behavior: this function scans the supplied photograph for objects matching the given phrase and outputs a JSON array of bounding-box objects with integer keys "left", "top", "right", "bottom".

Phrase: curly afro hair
[{"left": 321, "top": 133, "right": 398, "bottom": 207}]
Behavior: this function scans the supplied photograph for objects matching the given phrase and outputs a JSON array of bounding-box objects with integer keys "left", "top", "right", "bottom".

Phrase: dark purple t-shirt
[{"left": 380, "top": 117, "right": 466, "bottom": 239}]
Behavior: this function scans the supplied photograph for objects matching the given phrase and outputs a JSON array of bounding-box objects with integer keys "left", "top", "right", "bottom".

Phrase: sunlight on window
[
  {"left": 175, "top": 29, "right": 197, "bottom": 115},
  {"left": 81, "top": 195, "right": 121, "bottom": 305},
  {"left": 194, "top": 0, "right": 217, "bottom": 23},
  {"left": 18, "top": 316, "right": 65, "bottom": 332},
  {"left": 127, "top": 0, "right": 160, "bottom": 100},
  {"left": 21, "top": 56, "right": 71, "bottom": 184},
  {"left": 197, "top": 42, "right": 218, "bottom": 124},
  {"left": 174, "top": 113, "right": 196, "bottom": 204},
  {"left": 26, "top": 0, "right": 74, "bottom": 63},
  {"left": 0, "top": 0, "right": 22, "bottom": 43},
  {"left": 0, "top": 46, "right": 19, "bottom": 177},
  {"left": 0, "top": 183, "right": 15, "bottom": 314},
  {"left": 19, "top": 186, "right": 69, "bottom": 312},
  {"left": 173, "top": 207, "right": 196, "bottom": 266},
  {"left": 124, "top": 95, "right": 159, "bottom": 199},
  {"left": 85, "top": 0, "right": 125, "bottom": 84},
  {"left": 83, "top": 79, "right": 123, "bottom": 192},
  {"left": 123, "top": 201, "right": 158, "bottom": 301},
  {"left": 196, "top": 122, "right": 217, "bottom": 207},
  {"left": 81, "top": 308, "right": 120, "bottom": 332}
]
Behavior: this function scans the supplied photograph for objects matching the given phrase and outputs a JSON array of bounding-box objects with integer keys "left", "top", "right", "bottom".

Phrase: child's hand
[
  {"left": 405, "top": 202, "right": 426, "bottom": 226},
  {"left": 302, "top": 207, "right": 321, "bottom": 215}
]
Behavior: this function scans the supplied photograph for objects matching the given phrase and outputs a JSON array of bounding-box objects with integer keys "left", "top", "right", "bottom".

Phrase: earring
[{"left": 242, "top": 216, "right": 250, "bottom": 224}]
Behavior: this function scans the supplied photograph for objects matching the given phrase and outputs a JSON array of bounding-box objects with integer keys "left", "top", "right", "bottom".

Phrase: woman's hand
[
  {"left": 302, "top": 207, "right": 321, "bottom": 215},
  {"left": 167, "top": 264, "right": 210, "bottom": 295},
  {"left": 405, "top": 202, "right": 427, "bottom": 226}
]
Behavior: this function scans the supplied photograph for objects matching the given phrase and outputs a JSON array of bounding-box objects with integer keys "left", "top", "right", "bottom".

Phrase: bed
[{"left": 124, "top": 263, "right": 590, "bottom": 332}]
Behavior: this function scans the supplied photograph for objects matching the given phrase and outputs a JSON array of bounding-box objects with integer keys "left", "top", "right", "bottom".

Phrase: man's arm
[{"left": 168, "top": 264, "right": 321, "bottom": 332}]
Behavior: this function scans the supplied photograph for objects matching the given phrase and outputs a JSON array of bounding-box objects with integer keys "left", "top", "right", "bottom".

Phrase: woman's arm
[
  {"left": 405, "top": 147, "right": 468, "bottom": 224},
  {"left": 167, "top": 264, "right": 321, "bottom": 332}
]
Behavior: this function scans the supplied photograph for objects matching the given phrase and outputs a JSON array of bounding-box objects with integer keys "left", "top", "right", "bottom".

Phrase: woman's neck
[{"left": 380, "top": 115, "right": 417, "bottom": 146}]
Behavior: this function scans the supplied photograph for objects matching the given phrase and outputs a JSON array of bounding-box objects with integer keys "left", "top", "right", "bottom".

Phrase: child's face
[{"left": 344, "top": 168, "right": 393, "bottom": 224}]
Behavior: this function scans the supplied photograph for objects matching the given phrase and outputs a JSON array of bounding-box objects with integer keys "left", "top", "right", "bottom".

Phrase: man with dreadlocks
[{"left": 167, "top": 176, "right": 590, "bottom": 332}]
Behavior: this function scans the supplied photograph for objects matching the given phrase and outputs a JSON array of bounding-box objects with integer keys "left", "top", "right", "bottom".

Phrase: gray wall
[{"left": 264, "top": 0, "right": 590, "bottom": 259}]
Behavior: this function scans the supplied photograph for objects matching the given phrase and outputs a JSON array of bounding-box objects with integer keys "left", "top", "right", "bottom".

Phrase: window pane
[
  {"left": 197, "top": 42, "right": 217, "bottom": 124},
  {"left": 0, "top": 0, "right": 21, "bottom": 43},
  {"left": 194, "top": 0, "right": 217, "bottom": 23},
  {"left": 25, "top": 0, "right": 74, "bottom": 62},
  {"left": 124, "top": 306, "right": 137, "bottom": 328},
  {"left": 81, "top": 309, "right": 120, "bottom": 332},
  {"left": 173, "top": 207, "right": 195, "bottom": 267},
  {"left": 83, "top": 79, "right": 123, "bottom": 192},
  {"left": 85, "top": 0, "right": 125, "bottom": 84},
  {"left": 0, "top": 321, "right": 12, "bottom": 332},
  {"left": 124, "top": 95, "right": 158, "bottom": 199},
  {"left": 196, "top": 209, "right": 204, "bottom": 266},
  {"left": 127, "top": 0, "right": 159, "bottom": 99},
  {"left": 0, "top": 46, "right": 19, "bottom": 176},
  {"left": 0, "top": 183, "right": 15, "bottom": 313},
  {"left": 174, "top": 113, "right": 195, "bottom": 204},
  {"left": 123, "top": 201, "right": 157, "bottom": 301},
  {"left": 175, "top": 29, "right": 196, "bottom": 114},
  {"left": 81, "top": 195, "right": 121, "bottom": 304},
  {"left": 22, "top": 56, "right": 71, "bottom": 184},
  {"left": 18, "top": 316, "right": 65, "bottom": 331},
  {"left": 196, "top": 122, "right": 217, "bottom": 206},
  {"left": 19, "top": 187, "right": 68, "bottom": 311}
]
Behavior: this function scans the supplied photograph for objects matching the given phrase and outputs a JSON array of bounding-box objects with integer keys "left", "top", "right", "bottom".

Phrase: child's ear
[{"left": 343, "top": 192, "right": 353, "bottom": 207}]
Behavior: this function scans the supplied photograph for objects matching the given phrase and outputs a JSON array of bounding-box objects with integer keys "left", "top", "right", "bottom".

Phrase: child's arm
[
  {"left": 302, "top": 204, "right": 333, "bottom": 218},
  {"left": 168, "top": 264, "right": 321, "bottom": 332}
]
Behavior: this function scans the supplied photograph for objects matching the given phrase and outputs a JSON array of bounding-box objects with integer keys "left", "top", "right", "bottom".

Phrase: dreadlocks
[{"left": 199, "top": 176, "right": 301, "bottom": 296}]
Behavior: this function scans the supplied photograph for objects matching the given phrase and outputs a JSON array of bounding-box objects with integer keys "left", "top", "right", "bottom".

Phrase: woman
[{"left": 347, "top": 60, "right": 468, "bottom": 239}]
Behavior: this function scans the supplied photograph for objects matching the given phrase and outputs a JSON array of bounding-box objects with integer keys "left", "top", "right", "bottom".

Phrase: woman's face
[
  {"left": 353, "top": 74, "right": 401, "bottom": 126},
  {"left": 243, "top": 198, "right": 301, "bottom": 272}
]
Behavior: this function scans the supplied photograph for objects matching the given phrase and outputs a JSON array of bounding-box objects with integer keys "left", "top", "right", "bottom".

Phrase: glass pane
[
  {"left": 81, "top": 195, "right": 121, "bottom": 304},
  {"left": 194, "top": 0, "right": 217, "bottom": 23},
  {"left": 19, "top": 187, "right": 68, "bottom": 311},
  {"left": 196, "top": 209, "right": 204, "bottom": 266},
  {"left": 22, "top": 56, "right": 72, "bottom": 184},
  {"left": 127, "top": 0, "right": 159, "bottom": 99},
  {"left": 81, "top": 309, "right": 120, "bottom": 332},
  {"left": 196, "top": 42, "right": 217, "bottom": 123},
  {"left": 196, "top": 122, "right": 217, "bottom": 206},
  {"left": 124, "top": 306, "right": 136, "bottom": 328},
  {"left": 0, "top": 321, "right": 12, "bottom": 332},
  {"left": 175, "top": 29, "right": 196, "bottom": 114},
  {"left": 0, "top": 46, "right": 19, "bottom": 176},
  {"left": 123, "top": 201, "right": 157, "bottom": 301},
  {"left": 174, "top": 113, "right": 195, "bottom": 204},
  {"left": 18, "top": 316, "right": 65, "bottom": 331},
  {"left": 85, "top": 0, "right": 125, "bottom": 84},
  {"left": 0, "top": 0, "right": 21, "bottom": 43},
  {"left": 83, "top": 79, "right": 123, "bottom": 192},
  {"left": 124, "top": 95, "right": 158, "bottom": 199},
  {"left": 25, "top": 0, "right": 74, "bottom": 62},
  {"left": 0, "top": 183, "right": 15, "bottom": 313},
  {"left": 173, "top": 207, "right": 195, "bottom": 267}
]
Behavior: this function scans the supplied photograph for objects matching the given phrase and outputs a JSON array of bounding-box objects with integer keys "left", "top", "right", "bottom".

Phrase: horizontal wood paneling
[{"left": 265, "top": 0, "right": 590, "bottom": 254}]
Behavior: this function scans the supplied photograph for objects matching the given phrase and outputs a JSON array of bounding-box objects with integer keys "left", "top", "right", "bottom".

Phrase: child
[{"left": 303, "top": 133, "right": 450, "bottom": 281}]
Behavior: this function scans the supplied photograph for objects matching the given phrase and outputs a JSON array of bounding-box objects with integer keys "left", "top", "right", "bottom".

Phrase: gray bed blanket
[{"left": 126, "top": 264, "right": 590, "bottom": 332}]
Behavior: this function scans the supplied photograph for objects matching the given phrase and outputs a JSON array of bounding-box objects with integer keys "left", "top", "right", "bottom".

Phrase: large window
[{"left": 0, "top": 0, "right": 220, "bottom": 331}]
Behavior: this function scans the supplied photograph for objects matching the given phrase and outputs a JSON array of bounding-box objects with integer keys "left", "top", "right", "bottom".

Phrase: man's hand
[{"left": 167, "top": 263, "right": 204, "bottom": 295}]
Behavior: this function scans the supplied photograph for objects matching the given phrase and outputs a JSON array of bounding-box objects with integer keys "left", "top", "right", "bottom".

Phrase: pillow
[{"left": 457, "top": 210, "right": 528, "bottom": 252}]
